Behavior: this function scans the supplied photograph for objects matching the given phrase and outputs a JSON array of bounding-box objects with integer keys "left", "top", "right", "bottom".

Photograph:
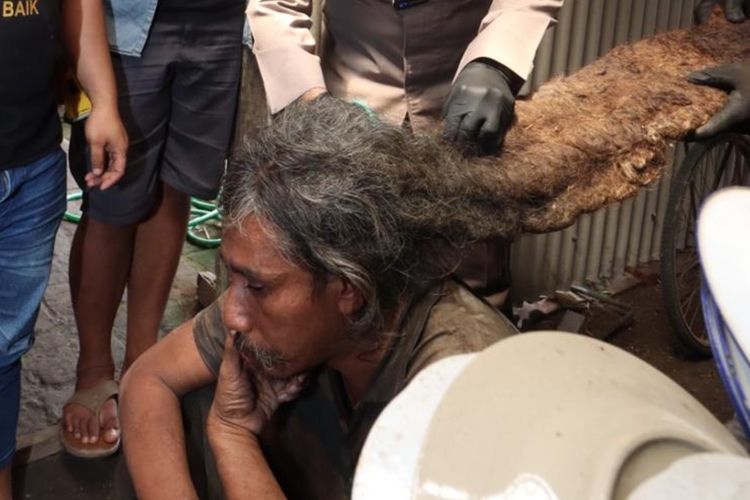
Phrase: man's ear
[{"left": 336, "top": 279, "right": 364, "bottom": 317}]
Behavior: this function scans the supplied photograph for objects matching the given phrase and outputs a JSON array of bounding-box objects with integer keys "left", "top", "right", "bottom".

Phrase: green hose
[
  {"left": 63, "top": 191, "right": 83, "bottom": 223},
  {"left": 64, "top": 191, "right": 222, "bottom": 248},
  {"left": 187, "top": 199, "right": 221, "bottom": 248}
]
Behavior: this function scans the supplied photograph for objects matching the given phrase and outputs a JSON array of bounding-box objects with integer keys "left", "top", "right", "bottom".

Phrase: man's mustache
[{"left": 233, "top": 332, "right": 288, "bottom": 373}]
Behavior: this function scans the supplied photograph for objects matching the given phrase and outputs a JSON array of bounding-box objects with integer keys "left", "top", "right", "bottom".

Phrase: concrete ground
[
  {"left": 609, "top": 283, "right": 732, "bottom": 422},
  {"left": 10, "top": 178, "right": 734, "bottom": 498}
]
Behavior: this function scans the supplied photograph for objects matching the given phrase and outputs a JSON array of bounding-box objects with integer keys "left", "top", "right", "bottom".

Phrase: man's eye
[{"left": 227, "top": 272, "right": 263, "bottom": 292}]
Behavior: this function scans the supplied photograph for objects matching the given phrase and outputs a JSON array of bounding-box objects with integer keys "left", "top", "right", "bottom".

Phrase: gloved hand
[
  {"left": 694, "top": 0, "right": 750, "bottom": 23},
  {"left": 442, "top": 61, "right": 515, "bottom": 155},
  {"left": 688, "top": 62, "right": 750, "bottom": 138}
]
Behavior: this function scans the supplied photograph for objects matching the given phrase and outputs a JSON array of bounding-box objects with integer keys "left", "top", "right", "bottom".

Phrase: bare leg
[
  {"left": 65, "top": 215, "right": 135, "bottom": 444},
  {"left": 124, "top": 182, "right": 190, "bottom": 371},
  {"left": 64, "top": 183, "right": 189, "bottom": 446},
  {"left": 0, "top": 466, "right": 10, "bottom": 500}
]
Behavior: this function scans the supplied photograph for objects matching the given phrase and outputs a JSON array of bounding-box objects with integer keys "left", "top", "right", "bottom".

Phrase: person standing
[
  {"left": 249, "top": 0, "right": 561, "bottom": 147},
  {"left": 690, "top": 0, "right": 749, "bottom": 138},
  {"left": 0, "top": 0, "right": 127, "bottom": 494},
  {"left": 247, "top": 0, "right": 563, "bottom": 308},
  {"left": 61, "top": 0, "right": 246, "bottom": 457}
]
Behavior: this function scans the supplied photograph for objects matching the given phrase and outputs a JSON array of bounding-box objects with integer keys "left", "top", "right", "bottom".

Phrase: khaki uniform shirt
[
  {"left": 247, "top": 0, "right": 562, "bottom": 130},
  {"left": 193, "top": 279, "right": 516, "bottom": 499}
]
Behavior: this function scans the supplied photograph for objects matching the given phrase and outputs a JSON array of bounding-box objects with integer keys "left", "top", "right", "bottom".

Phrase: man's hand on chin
[
  {"left": 207, "top": 331, "right": 307, "bottom": 441},
  {"left": 206, "top": 333, "right": 306, "bottom": 499}
]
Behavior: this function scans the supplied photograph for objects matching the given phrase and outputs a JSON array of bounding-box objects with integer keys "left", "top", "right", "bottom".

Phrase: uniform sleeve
[
  {"left": 455, "top": 0, "right": 563, "bottom": 82},
  {"left": 246, "top": 0, "right": 327, "bottom": 113},
  {"left": 192, "top": 293, "right": 229, "bottom": 376}
]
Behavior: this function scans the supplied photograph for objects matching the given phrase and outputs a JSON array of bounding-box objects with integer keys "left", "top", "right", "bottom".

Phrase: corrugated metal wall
[{"left": 511, "top": 0, "right": 699, "bottom": 300}]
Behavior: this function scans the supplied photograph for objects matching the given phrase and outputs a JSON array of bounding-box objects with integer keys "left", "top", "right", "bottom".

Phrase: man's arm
[
  {"left": 691, "top": 2, "right": 749, "bottom": 137},
  {"left": 688, "top": 63, "right": 750, "bottom": 137},
  {"left": 247, "top": 0, "right": 327, "bottom": 114},
  {"left": 120, "top": 320, "right": 216, "bottom": 500},
  {"left": 695, "top": 0, "right": 749, "bottom": 24},
  {"left": 208, "top": 430, "right": 285, "bottom": 500},
  {"left": 60, "top": 0, "right": 127, "bottom": 190},
  {"left": 205, "top": 332, "right": 303, "bottom": 499},
  {"left": 455, "top": 0, "right": 563, "bottom": 84},
  {"left": 443, "top": 0, "right": 563, "bottom": 154}
]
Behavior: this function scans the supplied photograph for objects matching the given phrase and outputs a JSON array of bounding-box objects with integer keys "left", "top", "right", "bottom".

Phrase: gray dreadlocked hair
[
  {"left": 219, "top": 17, "right": 750, "bottom": 341},
  {"left": 220, "top": 96, "right": 484, "bottom": 341}
]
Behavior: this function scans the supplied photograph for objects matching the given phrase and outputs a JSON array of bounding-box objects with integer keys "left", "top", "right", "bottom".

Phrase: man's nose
[{"left": 223, "top": 287, "right": 252, "bottom": 332}]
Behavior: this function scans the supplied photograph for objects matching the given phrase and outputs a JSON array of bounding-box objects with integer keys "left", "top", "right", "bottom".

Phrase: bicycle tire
[{"left": 660, "top": 133, "right": 750, "bottom": 357}]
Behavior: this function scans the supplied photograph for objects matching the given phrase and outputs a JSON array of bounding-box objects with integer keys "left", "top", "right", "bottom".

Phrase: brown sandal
[{"left": 59, "top": 379, "right": 120, "bottom": 458}]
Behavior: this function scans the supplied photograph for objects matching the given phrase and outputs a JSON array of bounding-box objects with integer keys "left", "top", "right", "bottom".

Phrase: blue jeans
[{"left": 0, "top": 148, "right": 66, "bottom": 468}]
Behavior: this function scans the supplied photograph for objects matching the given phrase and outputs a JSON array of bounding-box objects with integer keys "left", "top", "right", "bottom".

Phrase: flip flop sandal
[{"left": 59, "top": 379, "right": 120, "bottom": 458}]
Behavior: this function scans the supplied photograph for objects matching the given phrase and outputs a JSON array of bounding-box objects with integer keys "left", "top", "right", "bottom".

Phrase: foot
[{"left": 62, "top": 372, "right": 119, "bottom": 447}]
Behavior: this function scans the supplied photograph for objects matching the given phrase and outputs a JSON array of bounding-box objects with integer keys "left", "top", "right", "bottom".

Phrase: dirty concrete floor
[
  {"left": 609, "top": 283, "right": 733, "bottom": 422},
  {"left": 13, "top": 453, "right": 121, "bottom": 500},
  {"left": 11, "top": 185, "right": 735, "bottom": 498}
]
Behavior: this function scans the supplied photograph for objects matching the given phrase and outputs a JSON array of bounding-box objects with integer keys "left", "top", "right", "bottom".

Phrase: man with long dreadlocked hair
[{"left": 116, "top": 97, "right": 517, "bottom": 500}]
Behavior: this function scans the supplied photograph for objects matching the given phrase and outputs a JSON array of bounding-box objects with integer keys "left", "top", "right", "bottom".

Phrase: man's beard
[{"left": 233, "top": 332, "right": 289, "bottom": 375}]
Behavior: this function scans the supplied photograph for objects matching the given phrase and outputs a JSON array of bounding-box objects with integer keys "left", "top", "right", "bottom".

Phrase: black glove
[
  {"left": 442, "top": 61, "right": 515, "bottom": 155},
  {"left": 688, "top": 63, "right": 750, "bottom": 138},
  {"left": 694, "top": 0, "right": 750, "bottom": 23}
]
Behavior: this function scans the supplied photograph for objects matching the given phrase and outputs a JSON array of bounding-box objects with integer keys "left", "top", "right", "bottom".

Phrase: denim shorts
[
  {"left": 69, "top": 4, "right": 244, "bottom": 226},
  {"left": 0, "top": 148, "right": 66, "bottom": 467}
]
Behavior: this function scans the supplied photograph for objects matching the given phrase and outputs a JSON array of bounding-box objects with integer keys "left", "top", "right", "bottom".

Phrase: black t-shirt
[{"left": 0, "top": 0, "right": 62, "bottom": 169}]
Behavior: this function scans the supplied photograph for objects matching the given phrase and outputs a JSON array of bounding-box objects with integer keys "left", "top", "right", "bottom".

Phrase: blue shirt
[{"left": 103, "top": 0, "right": 252, "bottom": 57}]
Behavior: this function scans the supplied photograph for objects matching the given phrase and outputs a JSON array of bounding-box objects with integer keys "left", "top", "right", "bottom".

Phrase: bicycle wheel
[{"left": 660, "top": 133, "right": 750, "bottom": 357}]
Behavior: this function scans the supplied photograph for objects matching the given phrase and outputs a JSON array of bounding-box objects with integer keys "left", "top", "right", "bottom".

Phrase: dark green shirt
[{"left": 193, "top": 279, "right": 516, "bottom": 499}]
